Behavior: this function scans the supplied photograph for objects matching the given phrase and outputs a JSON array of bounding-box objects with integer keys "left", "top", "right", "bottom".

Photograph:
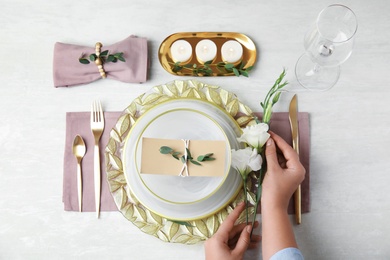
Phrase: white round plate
[
  {"left": 122, "top": 99, "right": 243, "bottom": 221},
  {"left": 134, "top": 108, "right": 231, "bottom": 204}
]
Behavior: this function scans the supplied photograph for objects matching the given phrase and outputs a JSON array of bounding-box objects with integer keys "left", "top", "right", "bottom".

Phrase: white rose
[
  {"left": 231, "top": 147, "right": 262, "bottom": 178},
  {"left": 237, "top": 123, "right": 270, "bottom": 149}
]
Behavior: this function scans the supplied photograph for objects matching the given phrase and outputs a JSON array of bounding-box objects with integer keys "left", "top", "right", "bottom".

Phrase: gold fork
[{"left": 91, "top": 100, "right": 105, "bottom": 218}]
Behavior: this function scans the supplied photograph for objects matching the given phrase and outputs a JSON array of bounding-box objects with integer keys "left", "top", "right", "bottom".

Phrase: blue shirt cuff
[{"left": 269, "top": 247, "right": 304, "bottom": 260}]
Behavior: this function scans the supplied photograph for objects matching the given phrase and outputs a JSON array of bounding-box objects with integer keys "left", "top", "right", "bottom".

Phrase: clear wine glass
[{"left": 295, "top": 4, "right": 358, "bottom": 91}]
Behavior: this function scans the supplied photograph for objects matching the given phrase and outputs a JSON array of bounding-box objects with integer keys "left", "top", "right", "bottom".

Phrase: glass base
[{"left": 295, "top": 53, "right": 340, "bottom": 91}]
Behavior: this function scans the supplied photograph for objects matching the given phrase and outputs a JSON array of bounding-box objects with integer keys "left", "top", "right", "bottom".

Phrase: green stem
[
  {"left": 250, "top": 151, "right": 267, "bottom": 237},
  {"left": 243, "top": 177, "right": 248, "bottom": 225}
]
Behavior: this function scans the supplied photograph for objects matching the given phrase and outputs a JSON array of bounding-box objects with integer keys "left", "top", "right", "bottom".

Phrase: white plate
[
  {"left": 134, "top": 108, "right": 231, "bottom": 204},
  {"left": 123, "top": 99, "right": 243, "bottom": 221}
]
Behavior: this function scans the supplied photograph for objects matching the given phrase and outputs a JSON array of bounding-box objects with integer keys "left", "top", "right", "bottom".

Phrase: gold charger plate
[
  {"left": 105, "top": 80, "right": 257, "bottom": 244},
  {"left": 158, "top": 32, "right": 257, "bottom": 76}
]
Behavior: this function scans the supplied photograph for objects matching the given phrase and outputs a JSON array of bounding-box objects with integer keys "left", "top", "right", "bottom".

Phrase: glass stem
[{"left": 313, "top": 63, "right": 321, "bottom": 73}]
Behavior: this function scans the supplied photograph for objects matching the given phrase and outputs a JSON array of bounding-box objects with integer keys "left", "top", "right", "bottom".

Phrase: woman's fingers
[
  {"left": 269, "top": 132, "right": 301, "bottom": 166},
  {"left": 269, "top": 131, "right": 306, "bottom": 182},
  {"left": 231, "top": 225, "right": 251, "bottom": 256},
  {"left": 265, "top": 137, "right": 280, "bottom": 171},
  {"left": 214, "top": 202, "right": 246, "bottom": 240}
]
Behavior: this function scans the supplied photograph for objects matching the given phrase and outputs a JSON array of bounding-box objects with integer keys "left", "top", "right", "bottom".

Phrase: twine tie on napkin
[
  {"left": 53, "top": 35, "right": 148, "bottom": 87},
  {"left": 178, "top": 139, "right": 190, "bottom": 177}
]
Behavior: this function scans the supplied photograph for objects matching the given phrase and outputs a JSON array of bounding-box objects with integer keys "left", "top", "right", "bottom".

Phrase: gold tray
[
  {"left": 158, "top": 32, "right": 257, "bottom": 76},
  {"left": 105, "top": 80, "right": 257, "bottom": 244}
]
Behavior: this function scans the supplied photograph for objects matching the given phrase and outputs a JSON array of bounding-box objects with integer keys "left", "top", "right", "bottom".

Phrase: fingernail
[
  {"left": 246, "top": 225, "right": 252, "bottom": 233},
  {"left": 267, "top": 138, "right": 273, "bottom": 146}
]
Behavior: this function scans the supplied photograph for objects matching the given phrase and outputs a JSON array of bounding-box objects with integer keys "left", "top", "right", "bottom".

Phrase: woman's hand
[
  {"left": 204, "top": 202, "right": 261, "bottom": 260},
  {"left": 261, "top": 131, "right": 306, "bottom": 210}
]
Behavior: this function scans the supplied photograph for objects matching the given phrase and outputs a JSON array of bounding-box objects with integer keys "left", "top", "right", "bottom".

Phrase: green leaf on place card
[
  {"left": 197, "top": 155, "right": 205, "bottom": 161},
  {"left": 186, "top": 148, "right": 193, "bottom": 160},
  {"left": 160, "top": 146, "right": 173, "bottom": 154},
  {"left": 160, "top": 144, "right": 215, "bottom": 167},
  {"left": 172, "top": 152, "right": 181, "bottom": 160},
  {"left": 100, "top": 50, "right": 109, "bottom": 56},
  {"left": 181, "top": 156, "right": 186, "bottom": 164},
  {"left": 197, "top": 153, "right": 215, "bottom": 162},
  {"left": 190, "top": 160, "right": 201, "bottom": 166}
]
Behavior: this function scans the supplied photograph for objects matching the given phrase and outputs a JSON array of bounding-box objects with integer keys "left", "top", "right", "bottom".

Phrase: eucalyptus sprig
[
  {"left": 216, "top": 61, "right": 254, "bottom": 77},
  {"left": 170, "top": 60, "right": 253, "bottom": 77},
  {"left": 260, "top": 69, "right": 288, "bottom": 124},
  {"left": 159, "top": 146, "right": 215, "bottom": 166},
  {"left": 79, "top": 50, "right": 126, "bottom": 65},
  {"left": 171, "top": 61, "right": 213, "bottom": 76},
  {"left": 197, "top": 153, "right": 215, "bottom": 162}
]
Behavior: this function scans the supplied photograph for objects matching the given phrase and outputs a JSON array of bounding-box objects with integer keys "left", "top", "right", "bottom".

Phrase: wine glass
[{"left": 295, "top": 4, "right": 358, "bottom": 91}]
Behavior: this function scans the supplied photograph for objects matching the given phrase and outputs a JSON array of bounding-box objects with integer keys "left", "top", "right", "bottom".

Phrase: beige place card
[{"left": 140, "top": 137, "right": 227, "bottom": 177}]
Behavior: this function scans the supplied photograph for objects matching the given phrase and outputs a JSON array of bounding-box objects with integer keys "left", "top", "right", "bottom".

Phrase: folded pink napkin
[
  {"left": 63, "top": 111, "right": 310, "bottom": 213},
  {"left": 53, "top": 35, "right": 148, "bottom": 87}
]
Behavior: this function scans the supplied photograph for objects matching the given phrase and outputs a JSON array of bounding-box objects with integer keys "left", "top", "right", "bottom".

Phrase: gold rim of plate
[
  {"left": 105, "top": 80, "right": 257, "bottom": 244},
  {"left": 158, "top": 32, "right": 257, "bottom": 76}
]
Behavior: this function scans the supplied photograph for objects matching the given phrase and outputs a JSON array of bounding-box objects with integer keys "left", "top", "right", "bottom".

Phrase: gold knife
[{"left": 289, "top": 94, "right": 301, "bottom": 224}]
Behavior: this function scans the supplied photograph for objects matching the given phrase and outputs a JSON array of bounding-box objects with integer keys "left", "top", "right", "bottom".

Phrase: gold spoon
[{"left": 72, "top": 135, "right": 86, "bottom": 212}]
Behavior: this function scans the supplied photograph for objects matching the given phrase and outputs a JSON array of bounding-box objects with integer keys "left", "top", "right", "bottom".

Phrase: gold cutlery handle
[
  {"left": 294, "top": 185, "right": 301, "bottom": 224},
  {"left": 77, "top": 162, "right": 83, "bottom": 212},
  {"left": 94, "top": 144, "right": 101, "bottom": 218}
]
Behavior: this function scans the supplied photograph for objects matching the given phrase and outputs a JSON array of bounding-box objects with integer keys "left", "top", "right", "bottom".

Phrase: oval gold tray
[{"left": 158, "top": 32, "right": 257, "bottom": 76}]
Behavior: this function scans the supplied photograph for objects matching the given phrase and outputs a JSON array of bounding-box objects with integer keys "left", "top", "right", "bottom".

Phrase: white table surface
[{"left": 1, "top": 0, "right": 389, "bottom": 259}]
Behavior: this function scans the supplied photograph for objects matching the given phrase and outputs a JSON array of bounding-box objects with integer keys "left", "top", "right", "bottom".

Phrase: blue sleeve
[{"left": 269, "top": 247, "right": 304, "bottom": 260}]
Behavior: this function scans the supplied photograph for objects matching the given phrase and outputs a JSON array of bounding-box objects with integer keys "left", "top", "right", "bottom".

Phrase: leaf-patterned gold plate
[{"left": 105, "top": 80, "right": 257, "bottom": 244}]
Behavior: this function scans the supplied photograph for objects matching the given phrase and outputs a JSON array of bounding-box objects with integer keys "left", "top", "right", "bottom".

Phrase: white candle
[
  {"left": 170, "top": 40, "right": 192, "bottom": 63},
  {"left": 195, "top": 39, "right": 217, "bottom": 63},
  {"left": 221, "top": 40, "right": 243, "bottom": 63}
]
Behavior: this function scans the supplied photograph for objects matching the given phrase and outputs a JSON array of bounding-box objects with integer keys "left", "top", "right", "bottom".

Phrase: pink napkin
[
  {"left": 63, "top": 112, "right": 121, "bottom": 211},
  {"left": 53, "top": 35, "right": 148, "bottom": 87},
  {"left": 63, "top": 111, "right": 310, "bottom": 213}
]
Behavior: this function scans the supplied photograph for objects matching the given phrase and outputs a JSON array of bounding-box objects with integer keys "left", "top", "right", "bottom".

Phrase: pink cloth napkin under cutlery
[
  {"left": 63, "top": 112, "right": 120, "bottom": 211},
  {"left": 63, "top": 111, "right": 310, "bottom": 214}
]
